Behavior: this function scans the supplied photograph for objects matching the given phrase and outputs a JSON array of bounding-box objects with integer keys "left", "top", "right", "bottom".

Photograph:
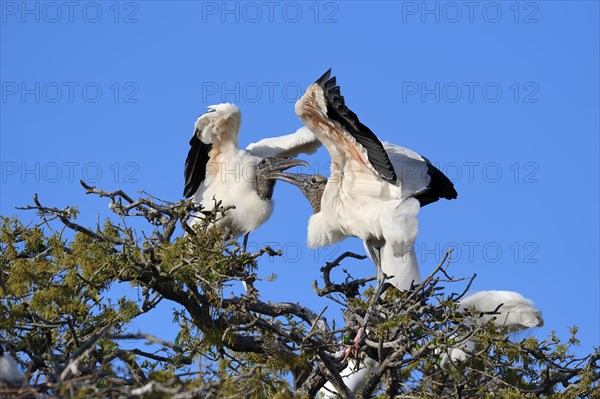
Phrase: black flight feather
[
  {"left": 183, "top": 131, "right": 212, "bottom": 198},
  {"left": 412, "top": 190, "right": 439, "bottom": 207},
  {"left": 315, "top": 68, "right": 332, "bottom": 86},
  {"left": 315, "top": 70, "right": 397, "bottom": 183},
  {"left": 412, "top": 157, "right": 458, "bottom": 206}
]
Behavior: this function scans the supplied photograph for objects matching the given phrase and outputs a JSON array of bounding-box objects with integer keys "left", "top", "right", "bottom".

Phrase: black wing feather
[
  {"left": 315, "top": 70, "right": 397, "bottom": 183},
  {"left": 412, "top": 190, "right": 440, "bottom": 207},
  {"left": 315, "top": 68, "right": 332, "bottom": 86},
  {"left": 425, "top": 159, "right": 458, "bottom": 200},
  {"left": 183, "top": 132, "right": 212, "bottom": 198},
  {"left": 412, "top": 157, "right": 458, "bottom": 206}
]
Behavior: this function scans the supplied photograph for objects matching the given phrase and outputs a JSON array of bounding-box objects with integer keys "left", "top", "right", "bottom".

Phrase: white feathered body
[
  {"left": 193, "top": 148, "right": 272, "bottom": 237},
  {"left": 303, "top": 144, "right": 426, "bottom": 289},
  {"left": 306, "top": 165, "right": 421, "bottom": 286},
  {"left": 377, "top": 242, "right": 420, "bottom": 291},
  {"left": 383, "top": 142, "right": 432, "bottom": 198},
  {"left": 296, "top": 83, "right": 421, "bottom": 291},
  {"left": 187, "top": 103, "right": 320, "bottom": 237},
  {"left": 459, "top": 290, "right": 544, "bottom": 331},
  {"left": 439, "top": 290, "right": 544, "bottom": 369}
]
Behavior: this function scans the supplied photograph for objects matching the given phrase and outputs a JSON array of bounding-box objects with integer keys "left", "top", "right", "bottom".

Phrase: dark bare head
[
  {"left": 255, "top": 157, "right": 309, "bottom": 200},
  {"left": 270, "top": 173, "right": 327, "bottom": 213}
]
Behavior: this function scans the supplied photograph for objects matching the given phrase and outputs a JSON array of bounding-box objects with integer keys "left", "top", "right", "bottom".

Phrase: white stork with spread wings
[
  {"left": 273, "top": 155, "right": 455, "bottom": 292},
  {"left": 183, "top": 103, "right": 320, "bottom": 249},
  {"left": 292, "top": 69, "right": 458, "bottom": 281},
  {"left": 284, "top": 69, "right": 457, "bottom": 355}
]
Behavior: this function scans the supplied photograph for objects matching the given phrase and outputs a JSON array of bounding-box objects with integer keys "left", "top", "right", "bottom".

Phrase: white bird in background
[
  {"left": 439, "top": 290, "right": 544, "bottom": 369},
  {"left": 286, "top": 69, "right": 458, "bottom": 355},
  {"left": 183, "top": 103, "right": 321, "bottom": 249},
  {"left": 0, "top": 342, "right": 25, "bottom": 387}
]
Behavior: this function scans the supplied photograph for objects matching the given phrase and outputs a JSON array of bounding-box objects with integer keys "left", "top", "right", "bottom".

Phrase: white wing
[
  {"left": 459, "top": 290, "right": 544, "bottom": 332},
  {"left": 195, "top": 103, "right": 241, "bottom": 145},
  {"left": 245, "top": 126, "right": 321, "bottom": 158},
  {"left": 439, "top": 290, "right": 543, "bottom": 369},
  {"left": 383, "top": 142, "right": 430, "bottom": 195},
  {"left": 384, "top": 141, "right": 458, "bottom": 205}
]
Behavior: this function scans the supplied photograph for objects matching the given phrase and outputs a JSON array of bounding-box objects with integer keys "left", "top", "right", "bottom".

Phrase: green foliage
[{"left": 0, "top": 188, "right": 598, "bottom": 398}]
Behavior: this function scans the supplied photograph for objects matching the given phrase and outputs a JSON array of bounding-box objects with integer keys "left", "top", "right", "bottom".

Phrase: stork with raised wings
[
  {"left": 286, "top": 69, "right": 457, "bottom": 355},
  {"left": 183, "top": 103, "right": 320, "bottom": 249}
]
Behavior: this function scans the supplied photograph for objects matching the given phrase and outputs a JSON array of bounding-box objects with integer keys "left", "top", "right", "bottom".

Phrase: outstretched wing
[
  {"left": 316, "top": 69, "right": 397, "bottom": 183},
  {"left": 245, "top": 126, "right": 321, "bottom": 158},
  {"left": 384, "top": 142, "right": 458, "bottom": 205},
  {"left": 183, "top": 103, "right": 241, "bottom": 198}
]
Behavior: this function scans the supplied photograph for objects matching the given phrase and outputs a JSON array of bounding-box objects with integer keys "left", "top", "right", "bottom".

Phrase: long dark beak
[
  {"left": 270, "top": 172, "right": 313, "bottom": 187},
  {"left": 264, "top": 158, "right": 308, "bottom": 178}
]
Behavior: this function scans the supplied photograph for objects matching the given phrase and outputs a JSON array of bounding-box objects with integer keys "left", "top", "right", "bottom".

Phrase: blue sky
[{"left": 1, "top": 1, "right": 598, "bottom": 360}]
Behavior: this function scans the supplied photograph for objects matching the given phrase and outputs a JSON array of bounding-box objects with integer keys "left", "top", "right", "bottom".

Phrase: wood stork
[
  {"left": 183, "top": 103, "right": 320, "bottom": 249},
  {"left": 0, "top": 342, "right": 24, "bottom": 386},
  {"left": 439, "top": 290, "right": 544, "bottom": 369},
  {"left": 317, "top": 290, "right": 543, "bottom": 398},
  {"left": 272, "top": 169, "right": 451, "bottom": 291},
  {"left": 280, "top": 69, "right": 457, "bottom": 355}
]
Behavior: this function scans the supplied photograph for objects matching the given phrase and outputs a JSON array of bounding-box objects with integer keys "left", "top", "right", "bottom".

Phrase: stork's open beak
[
  {"left": 269, "top": 172, "right": 313, "bottom": 187},
  {"left": 263, "top": 158, "right": 309, "bottom": 180}
]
